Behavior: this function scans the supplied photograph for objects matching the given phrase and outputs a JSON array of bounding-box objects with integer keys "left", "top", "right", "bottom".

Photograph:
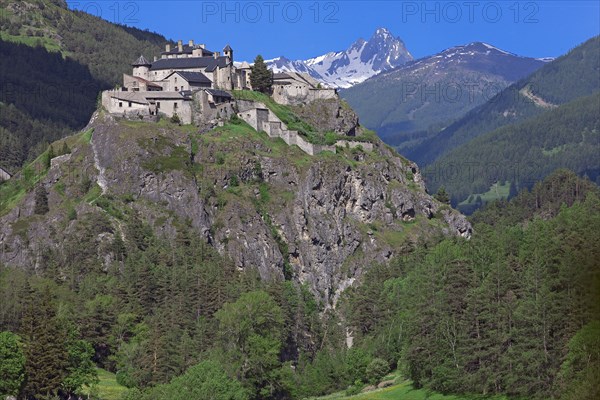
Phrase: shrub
[{"left": 366, "top": 358, "right": 389, "bottom": 384}]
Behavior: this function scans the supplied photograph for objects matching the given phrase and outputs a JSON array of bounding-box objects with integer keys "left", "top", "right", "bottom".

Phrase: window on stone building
[
  {"left": 174, "top": 102, "right": 178, "bottom": 109},
  {"left": 128, "top": 102, "right": 132, "bottom": 107},
  {"left": 119, "top": 102, "right": 123, "bottom": 107}
]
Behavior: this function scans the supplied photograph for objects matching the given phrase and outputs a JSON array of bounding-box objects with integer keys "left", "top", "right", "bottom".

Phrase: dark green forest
[
  {"left": 1, "top": 170, "right": 598, "bottom": 399},
  {"left": 0, "top": 0, "right": 169, "bottom": 173},
  {"left": 424, "top": 92, "right": 600, "bottom": 206},
  {"left": 0, "top": 39, "right": 104, "bottom": 172},
  {"left": 341, "top": 170, "right": 600, "bottom": 399}
]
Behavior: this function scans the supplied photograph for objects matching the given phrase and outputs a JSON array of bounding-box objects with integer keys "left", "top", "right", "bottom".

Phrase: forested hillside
[
  {"left": 1, "top": 149, "right": 597, "bottom": 399},
  {"left": 0, "top": 0, "right": 169, "bottom": 172},
  {"left": 406, "top": 36, "right": 600, "bottom": 167},
  {"left": 0, "top": 39, "right": 104, "bottom": 172},
  {"left": 425, "top": 92, "right": 600, "bottom": 207},
  {"left": 0, "top": 0, "right": 167, "bottom": 85},
  {"left": 340, "top": 170, "right": 600, "bottom": 399}
]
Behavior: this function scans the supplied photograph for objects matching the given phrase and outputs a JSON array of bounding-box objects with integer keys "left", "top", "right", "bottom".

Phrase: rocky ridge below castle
[{"left": 0, "top": 98, "right": 471, "bottom": 306}]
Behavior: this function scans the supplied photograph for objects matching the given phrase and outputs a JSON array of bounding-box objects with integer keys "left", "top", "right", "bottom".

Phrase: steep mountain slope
[
  {"left": 0, "top": 108, "right": 470, "bottom": 307},
  {"left": 407, "top": 36, "right": 600, "bottom": 167},
  {"left": 0, "top": 0, "right": 170, "bottom": 172},
  {"left": 267, "top": 28, "right": 413, "bottom": 88},
  {"left": 341, "top": 42, "right": 546, "bottom": 150},
  {"left": 0, "top": 40, "right": 104, "bottom": 172},
  {"left": 0, "top": 0, "right": 168, "bottom": 85},
  {"left": 426, "top": 92, "right": 600, "bottom": 209}
]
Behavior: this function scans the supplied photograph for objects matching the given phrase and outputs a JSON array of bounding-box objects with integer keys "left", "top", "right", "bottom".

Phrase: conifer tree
[
  {"left": 45, "top": 145, "right": 55, "bottom": 169},
  {"left": 0, "top": 331, "right": 26, "bottom": 398},
  {"left": 60, "top": 141, "right": 70, "bottom": 156},
  {"left": 434, "top": 186, "right": 450, "bottom": 204},
  {"left": 250, "top": 55, "right": 273, "bottom": 94},
  {"left": 21, "top": 285, "right": 69, "bottom": 399},
  {"left": 34, "top": 184, "right": 49, "bottom": 215}
]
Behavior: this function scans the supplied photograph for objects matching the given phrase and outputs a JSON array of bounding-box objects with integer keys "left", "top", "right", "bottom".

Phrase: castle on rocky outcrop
[{"left": 101, "top": 40, "right": 337, "bottom": 125}]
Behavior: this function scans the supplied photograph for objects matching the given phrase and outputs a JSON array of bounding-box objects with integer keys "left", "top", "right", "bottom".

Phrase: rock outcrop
[{"left": 0, "top": 110, "right": 471, "bottom": 306}]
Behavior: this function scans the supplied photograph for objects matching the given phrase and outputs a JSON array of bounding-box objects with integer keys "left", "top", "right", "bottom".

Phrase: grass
[
  {"left": 0, "top": 148, "right": 54, "bottom": 216},
  {"left": 81, "top": 368, "right": 128, "bottom": 400},
  {"left": 310, "top": 380, "right": 510, "bottom": 400},
  {"left": 232, "top": 90, "right": 322, "bottom": 141},
  {"left": 542, "top": 145, "right": 565, "bottom": 156},
  {"left": 459, "top": 182, "right": 511, "bottom": 206},
  {"left": 0, "top": 32, "right": 63, "bottom": 53},
  {"left": 81, "top": 129, "right": 94, "bottom": 144},
  {"left": 141, "top": 144, "right": 189, "bottom": 174}
]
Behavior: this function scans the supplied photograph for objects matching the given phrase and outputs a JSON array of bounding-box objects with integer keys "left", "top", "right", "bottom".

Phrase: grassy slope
[
  {"left": 81, "top": 369, "right": 128, "bottom": 400},
  {"left": 232, "top": 90, "right": 379, "bottom": 145},
  {"left": 311, "top": 380, "right": 509, "bottom": 400}
]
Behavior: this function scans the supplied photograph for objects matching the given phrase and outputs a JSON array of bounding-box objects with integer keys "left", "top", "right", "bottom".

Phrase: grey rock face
[
  {"left": 290, "top": 98, "right": 362, "bottom": 136},
  {"left": 0, "top": 113, "right": 471, "bottom": 306}
]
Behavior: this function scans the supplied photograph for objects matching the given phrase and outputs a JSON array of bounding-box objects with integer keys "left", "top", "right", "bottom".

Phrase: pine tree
[
  {"left": 60, "top": 141, "right": 70, "bottom": 156},
  {"left": 434, "top": 186, "right": 450, "bottom": 204},
  {"left": 34, "top": 184, "right": 49, "bottom": 215},
  {"left": 45, "top": 144, "right": 55, "bottom": 169},
  {"left": 508, "top": 180, "right": 518, "bottom": 199},
  {"left": 21, "top": 285, "right": 69, "bottom": 399},
  {"left": 0, "top": 331, "right": 26, "bottom": 398},
  {"left": 250, "top": 55, "right": 273, "bottom": 94}
]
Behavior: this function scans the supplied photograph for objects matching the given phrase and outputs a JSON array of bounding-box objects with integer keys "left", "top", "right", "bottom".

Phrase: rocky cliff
[{"left": 0, "top": 103, "right": 470, "bottom": 306}]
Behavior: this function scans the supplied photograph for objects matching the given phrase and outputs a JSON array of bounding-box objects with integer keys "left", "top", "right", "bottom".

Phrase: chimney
[
  {"left": 213, "top": 52, "right": 218, "bottom": 59},
  {"left": 165, "top": 44, "right": 171, "bottom": 52},
  {"left": 178, "top": 40, "right": 183, "bottom": 52},
  {"left": 153, "top": 56, "right": 157, "bottom": 62},
  {"left": 189, "top": 39, "right": 194, "bottom": 47}
]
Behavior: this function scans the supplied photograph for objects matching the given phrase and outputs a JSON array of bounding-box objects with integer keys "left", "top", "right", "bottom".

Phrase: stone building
[
  {"left": 103, "top": 40, "right": 241, "bottom": 122},
  {"left": 0, "top": 166, "right": 12, "bottom": 182},
  {"left": 102, "top": 39, "right": 338, "bottom": 124},
  {"left": 271, "top": 72, "right": 337, "bottom": 105}
]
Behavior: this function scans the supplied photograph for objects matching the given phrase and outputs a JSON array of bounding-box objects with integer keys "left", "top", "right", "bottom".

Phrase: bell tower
[
  {"left": 223, "top": 45, "right": 233, "bottom": 62},
  {"left": 132, "top": 55, "right": 152, "bottom": 80}
]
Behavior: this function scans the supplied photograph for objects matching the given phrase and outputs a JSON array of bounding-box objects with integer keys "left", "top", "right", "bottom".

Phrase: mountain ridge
[
  {"left": 265, "top": 27, "right": 413, "bottom": 88},
  {"left": 405, "top": 35, "right": 600, "bottom": 167},
  {"left": 341, "top": 41, "right": 546, "bottom": 149}
]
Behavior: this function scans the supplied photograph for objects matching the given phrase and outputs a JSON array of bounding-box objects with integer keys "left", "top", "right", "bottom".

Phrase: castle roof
[
  {"left": 161, "top": 44, "right": 213, "bottom": 57},
  {"left": 150, "top": 56, "right": 230, "bottom": 72},
  {"left": 110, "top": 91, "right": 190, "bottom": 103},
  {"left": 205, "top": 88, "right": 232, "bottom": 99},
  {"left": 273, "top": 73, "right": 292, "bottom": 80},
  {"left": 273, "top": 71, "right": 322, "bottom": 88},
  {"left": 223, "top": 44, "right": 232, "bottom": 52},
  {"left": 131, "top": 75, "right": 162, "bottom": 88},
  {"left": 144, "top": 92, "right": 190, "bottom": 100},
  {"left": 132, "top": 55, "right": 151, "bottom": 66},
  {"left": 109, "top": 92, "right": 150, "bottom": 104},
  {"left": 165, "top": 71, "right": 212, "bottom": 84}
]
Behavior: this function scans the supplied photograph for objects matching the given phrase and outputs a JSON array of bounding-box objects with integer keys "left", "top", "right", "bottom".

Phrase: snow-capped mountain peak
[{"left": 265, "top": 28, "right": 413, "bottom": 88}]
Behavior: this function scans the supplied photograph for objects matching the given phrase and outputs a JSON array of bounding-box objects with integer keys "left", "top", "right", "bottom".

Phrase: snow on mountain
[{"left": 265, "top": 28, "right": 413, "bottom": 88}]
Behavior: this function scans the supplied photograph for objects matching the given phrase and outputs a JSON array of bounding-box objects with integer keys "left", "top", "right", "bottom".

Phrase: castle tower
[
  {"left": 132, "top": 55, "right": 151, "bottom": 80},
  {"left": 223, "top": 45, "right": 233, "bottom": 62}
]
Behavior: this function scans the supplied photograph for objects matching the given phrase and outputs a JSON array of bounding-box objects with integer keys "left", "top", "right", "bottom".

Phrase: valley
[{"left": 0, "top": 2, "right": 598, "bottom": 400}]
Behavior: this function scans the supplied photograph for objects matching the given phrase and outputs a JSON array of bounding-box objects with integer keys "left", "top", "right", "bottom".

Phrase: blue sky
[{"left": 66, "top": 1, "right": 600, "bottom": 61}]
